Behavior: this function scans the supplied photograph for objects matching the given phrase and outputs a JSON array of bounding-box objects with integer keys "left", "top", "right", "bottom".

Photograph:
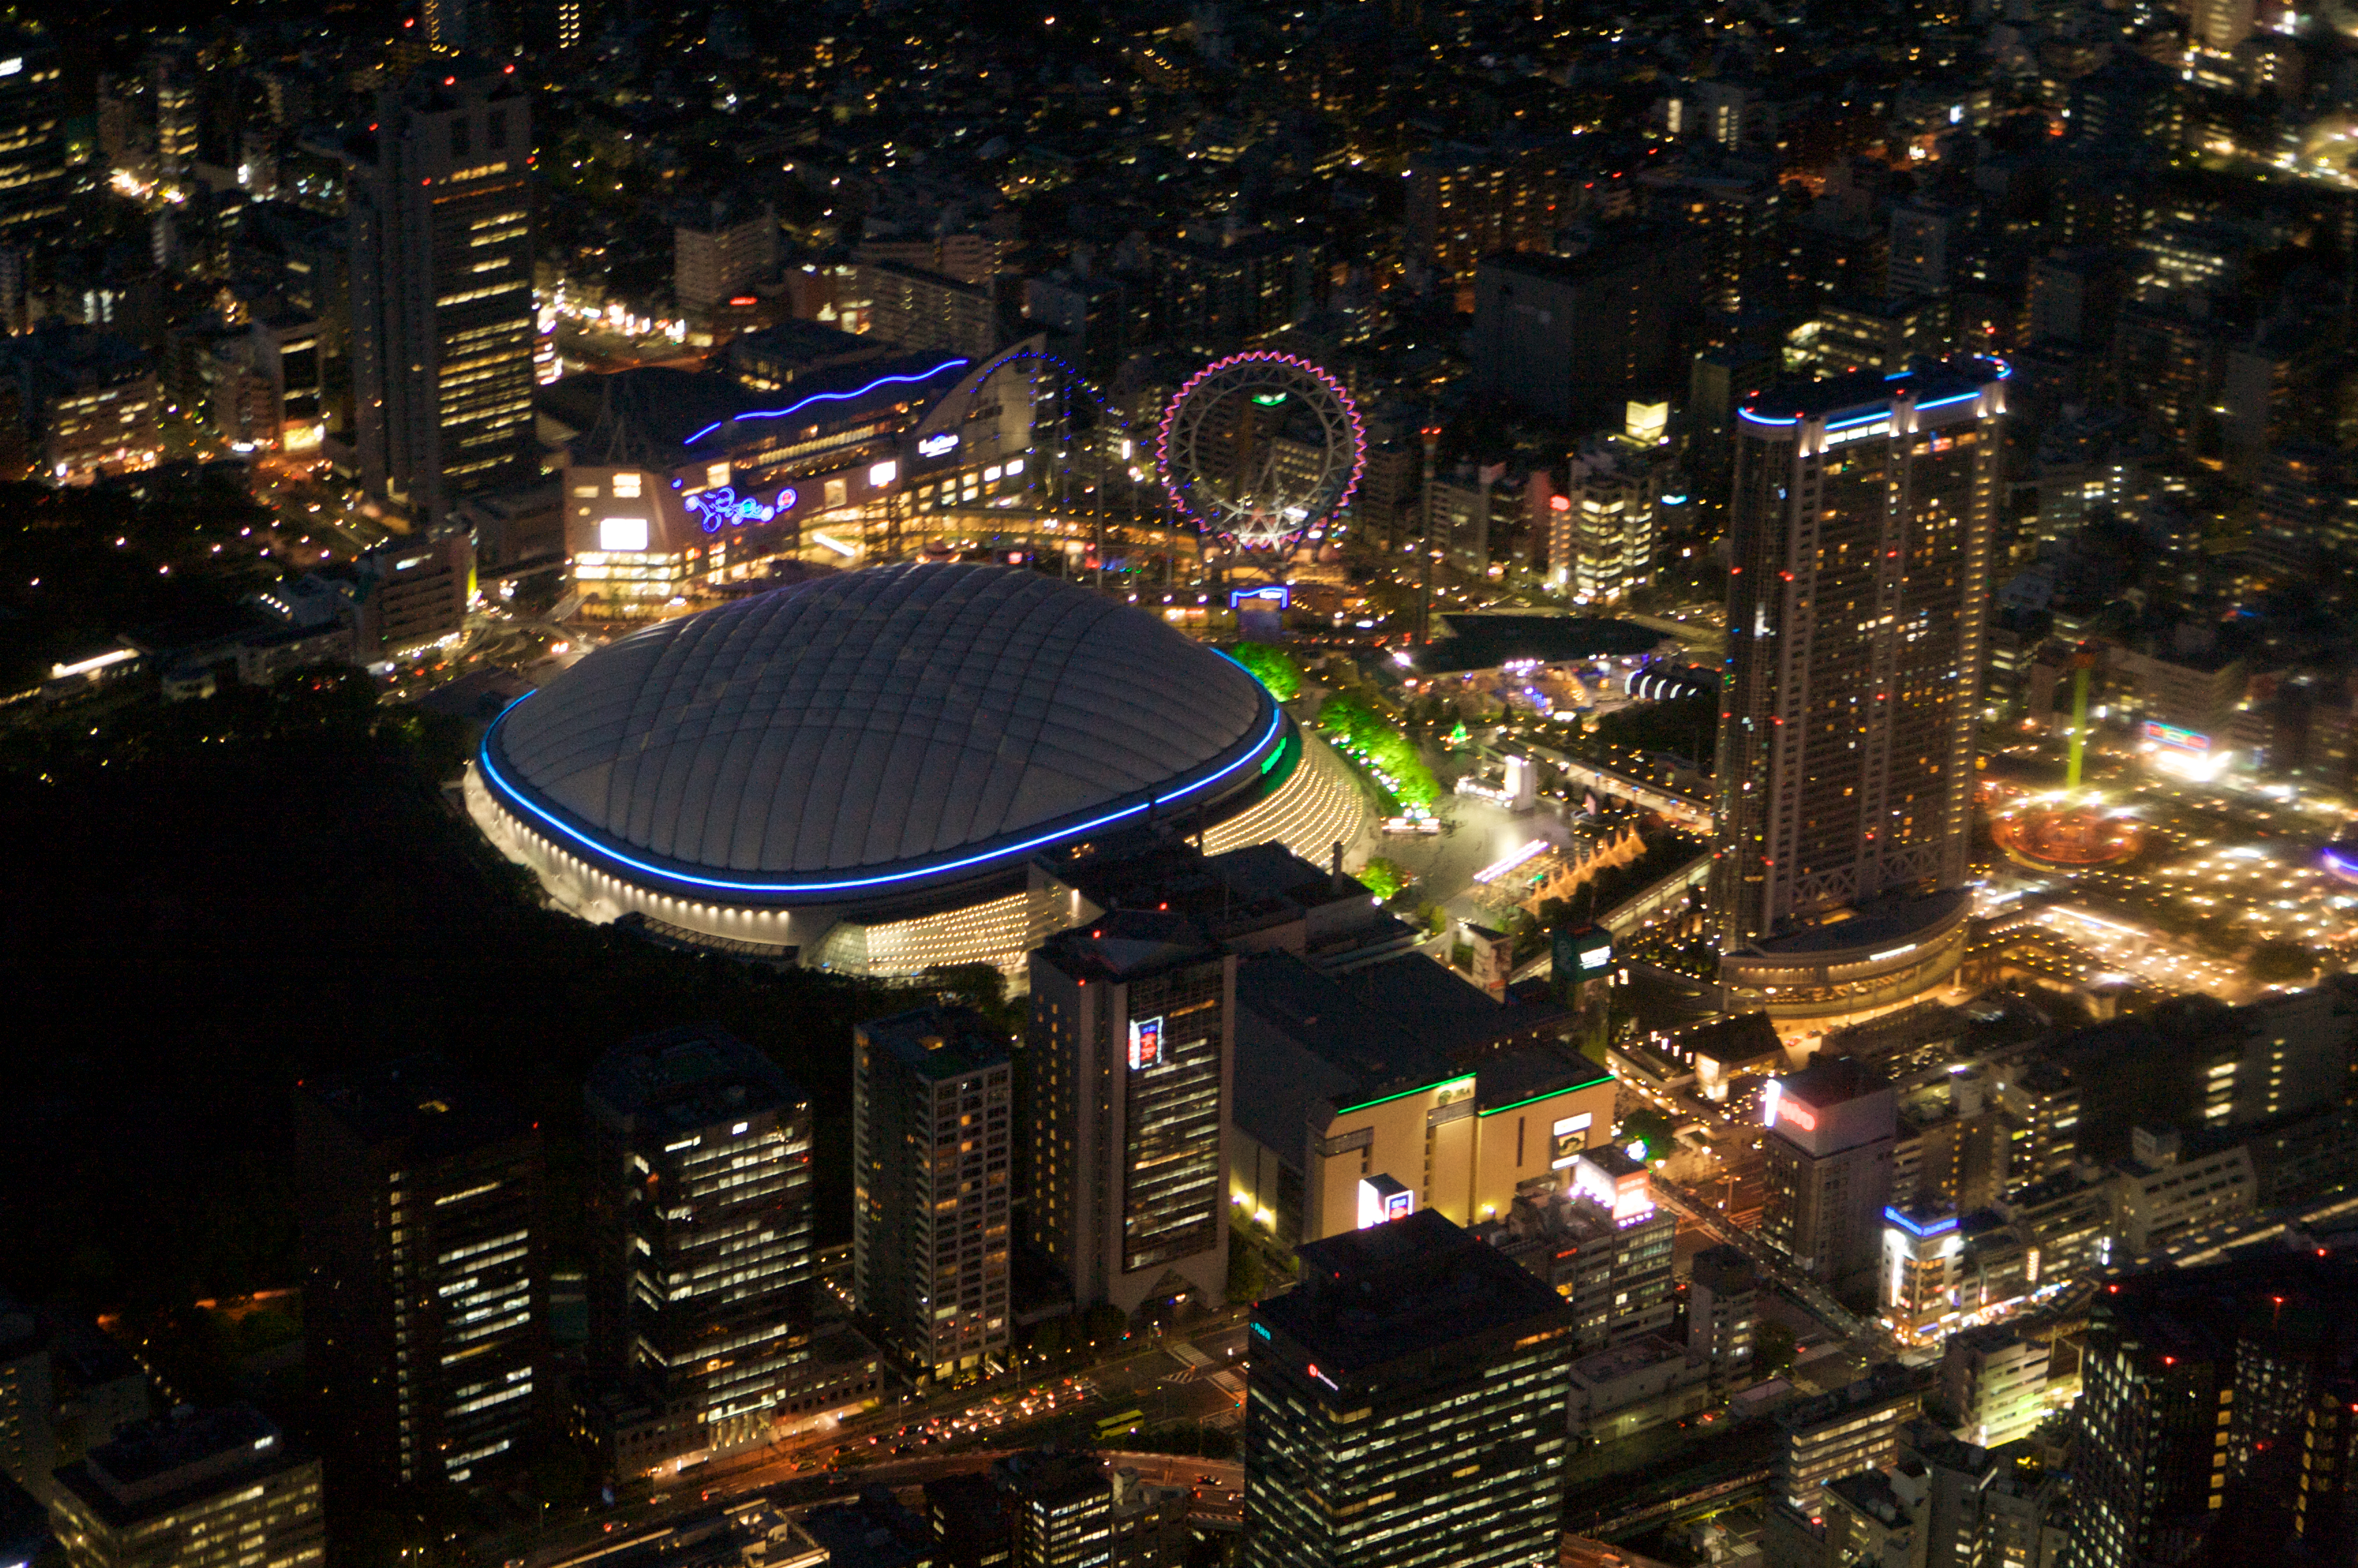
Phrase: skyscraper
[
  {"left": 1027, "top": 912, "right": 1234, "bottom": 1318},
  {"left": 853, "top": 1007, "right": 1013, "bottom": 1383},
  {"left": 583, "top": 1026, "right": 813, "bottom": 1468},
  {"left": 344, "top": 58, "right": 535, "bottom": 526},
  {"left": 1760, "top": 1056, "right": 1897, "bottom": 1293},
  {"left": 0, "top": 35, "right": 68, "bottom": 237},
  {"left": 2072, "top": 1252, "right": 2358, "bottom": 1568},
  {"left": 0, "top": 1303, "right": 50, "bottom": 1501},
  {"left": 1711, "top": 358, "right": 2007, "bottom": 1017},
  {"left": 295, "top": 1056, "right": 544, "bottom": 1489},
  {"left": 1244, "top": 1209, "right": 1577, "bottom": 1568}
]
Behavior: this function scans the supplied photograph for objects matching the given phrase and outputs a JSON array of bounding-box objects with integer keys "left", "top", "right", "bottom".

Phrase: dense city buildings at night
[
  {"left": 852, "top": 1007, "right": 1013, "bottom": 1384},
  {"left": 1243, "top": 1209, "right": 1576, "bottom": 1568},
  {"left": 23, "top": 0, "right": 2358, "bottom": 1556},
  {"left": 581, "top": 1026, "right": 814, "bottom": 1475},
  {"left": 294, "top": 1058, "right": 545, "bottom": 1490}
]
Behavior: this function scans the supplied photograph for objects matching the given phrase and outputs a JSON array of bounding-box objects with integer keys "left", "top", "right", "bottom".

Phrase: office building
[
  {"left": 993, "top": 1451, "right": 1186, "bottom": 1568},
  {"left": 1940, "top": 1323, "right": 2058, "bottom": 1449},
  {"left": 1992, "top": 1059, "right": 2079, "bottom": 1185},
  {"left": 1786, "top": 294, "right": 1949, "bottom": 379},
  {"left": 1688, "top": 1246, "right": 1759, "bottom": 1372},
  {"left": 675, "top": 203, "right": 778, "bottom": 314},
  {"left": 0, "top": 1305, "right": 47, "bottom": 1502},
  {"left": 44, "top": 1324, "right": 147, "bottom": 1477},
  {"left": 2020, "top": 981, "right": 2358, "bottom": 1159},
  {"left": 854, "top": 1008, "right": 1014, "bottom": 1382},
  {"left": 1244, "top": 1210, "right": 1577, "bottom": 1568},
  {"left": 1227, "top": 947, "right": 1607, "bottom": 1249},
  {"left": 923, "top": 1473, "right": 1010, "bottom": 1568},
  {"left": 804, "top": 1489, "right": 940, "bottom": 1568},
  {"left": 1144, "top": 231, "right": 1319, "bottom": 352},
  {"left": 1761, "top": 1057, "right": 1897, "bottom": 1293},
  {"left": 144, "top": 40, "right": 197, "bottom": 194},
  {"left": 1, "top": 325, "right": 162, "bottom": 482},
  {"left": 295, "top": 1055, "right": 544, "bottom": 1488},
  {"left": 1773, "top": 1362, "right": 1926, "bottom": 1512},
  {"left": 1470, "top": 231, "right": 1704, "bottom": 426},
  {"left": 2297, "top": 1378, "right": 2358, "bottom": 1559},
  {"left": 1880, "top": 1203, "right": 1964, "bottom": 1340},
  {"left": 1555, "top": 410, "right": 1669, "bottom": 605},
  {"left": 1474, "top": 1148, "right": 1675, "bottom": 1351},
  {"left": 1567, "top": 1334, "right": 1714, "bottom": 1442},
  {"left": 1403, "top": 144, "right": 1570, "bottom": 285},
  {"left": 352, "top": 530, "right": 474, "bottom": 663},
  {"left": 1027, "top": 912, "right": 1234, "bottom": 1317},
  {"left": 860, "top": 261, "right": 996, "bottom": 360},
  {"left": 583, "top": 1026, "right": 813, "bottom": 1470},
  {"left": 49, "top": 1407, "right": 321, "bottom": 1568},
  {"left": 0, "top": 35, "right": 67, "bottom": 236},
  {"left": 1891, "top": 1084, "right": 2009, "bottom": 1215},
  {"left": 2105, "top": 1127, "right": 2255, "bottom": 1260},
  {"left": 344, "top": 58, "right": 535, "bottom": 525},
  {"left": 2071, "top": 1252, "right": 2358, "bottom": 1568},
  {"left": 422, "top": 0, "right": 489, "bottom": 51},
  {"left": 1790, "top": 1419, "right": 2067, "bottom": 1568},
  {"left": 1711, "top": 360, "right": 2007, "bottom": 1017}
]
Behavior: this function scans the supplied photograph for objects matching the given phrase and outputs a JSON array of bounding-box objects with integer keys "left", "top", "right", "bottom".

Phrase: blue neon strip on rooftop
[
  {"left": 682, "top": 358, "right": 972, "bottom": 447},
  {"left": 1882, "top": 1205, "right": 1959, "bottom": 1238}
]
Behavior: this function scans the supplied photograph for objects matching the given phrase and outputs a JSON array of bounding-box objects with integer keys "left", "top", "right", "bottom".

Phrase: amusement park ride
[
  {"left": 895, "top": 346, "right": 1368, "bottom": 596},
  {"left": 1990, "top": 647, "right": 2148, "bottom": 871}
]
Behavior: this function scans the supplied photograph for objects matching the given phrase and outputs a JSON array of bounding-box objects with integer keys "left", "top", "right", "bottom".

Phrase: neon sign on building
[
  {"left": 1128, "top": 1015, "right": 1163, "bottom": 1071},
  {"left": 1763, "top": 1078, "right": 1818, "bottom": 1133},
  {"left": 683, "top": 484, "right": 799, "bottom": 535}
]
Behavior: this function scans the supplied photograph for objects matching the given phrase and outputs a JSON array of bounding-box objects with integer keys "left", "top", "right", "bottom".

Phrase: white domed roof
[{"left": 478, "top": 564, "right": 1278, "bottom": 900}]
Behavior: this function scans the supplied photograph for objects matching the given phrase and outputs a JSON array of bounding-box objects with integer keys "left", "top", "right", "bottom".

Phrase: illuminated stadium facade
[{"left": 465, "top": 563, "right": 1369, "bottom": 976}]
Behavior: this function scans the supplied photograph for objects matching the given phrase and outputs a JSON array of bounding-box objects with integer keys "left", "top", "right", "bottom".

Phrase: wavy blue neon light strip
[
  {"left": 1737, "top": 409, "right": 1796, "bottom": 427},
  {"left": 682, "top": 359, "right": 972, "bottom": 447},
  {"left": 1824, "top": 410, "right": 1891, "bottom": 430},
  {"left": 1915, "top": 391, "right": 1980, "bottom": 411},
  {"left": 477, "top": 697, "right": 1285, "bottom": 897}
]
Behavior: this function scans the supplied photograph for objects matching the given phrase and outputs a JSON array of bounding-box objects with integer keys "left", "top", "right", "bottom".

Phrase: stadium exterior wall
[{"left": 465, "top": 729, "right": 1371, "bottom": 978}]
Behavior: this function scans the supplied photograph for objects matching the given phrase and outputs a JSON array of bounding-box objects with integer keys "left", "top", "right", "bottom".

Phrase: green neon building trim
[
  {"left": 1335, "top": 1074, "right": 1476, "bottom": 1116},
  {"left": 1476, "top": 1073, "right": 1615, "bottom": 1117}
]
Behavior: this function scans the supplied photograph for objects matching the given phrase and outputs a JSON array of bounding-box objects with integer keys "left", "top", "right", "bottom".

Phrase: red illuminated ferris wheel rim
[{"left": 1155, "top": 351, "right": 1368, "bottom": 552}]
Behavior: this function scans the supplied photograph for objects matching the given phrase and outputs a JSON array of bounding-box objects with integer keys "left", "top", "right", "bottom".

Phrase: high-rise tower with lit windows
[
  {"left": 583, "top": 1026, "right": 813, "bottom": 1466},
  {"left": 344, "top": 57, "right": 535, "bottom": 525},
  {"left": 1709, "top": 358, "right": 2006, "bottom": 1018},
  {"left": 295, "top": 1056, "right": 545, "bottom": 1490}
]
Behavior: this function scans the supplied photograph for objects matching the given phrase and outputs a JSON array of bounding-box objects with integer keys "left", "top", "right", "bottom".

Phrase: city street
[{"left": 494, "top": 1318, "right": 1252, "bottom": 1568}]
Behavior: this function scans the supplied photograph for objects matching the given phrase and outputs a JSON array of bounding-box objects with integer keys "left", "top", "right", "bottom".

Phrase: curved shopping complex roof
[{"left": 475, "top": 563, "right": 1285, "bottom": 908}]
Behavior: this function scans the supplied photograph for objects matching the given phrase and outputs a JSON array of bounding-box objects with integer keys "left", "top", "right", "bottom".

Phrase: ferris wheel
[{"left": 1156, "top": 352, "right": 1367, "bottom": 555}]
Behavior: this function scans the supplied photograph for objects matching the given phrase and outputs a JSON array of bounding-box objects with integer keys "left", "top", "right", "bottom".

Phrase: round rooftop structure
[{"left": 467, "top": 564, "right": 1368, "bottom": 973}]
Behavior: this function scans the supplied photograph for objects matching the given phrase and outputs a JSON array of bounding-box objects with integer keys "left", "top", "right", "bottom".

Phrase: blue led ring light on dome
[{"left": 476, "top": 699, "right": 1287, "bottom": 898}]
